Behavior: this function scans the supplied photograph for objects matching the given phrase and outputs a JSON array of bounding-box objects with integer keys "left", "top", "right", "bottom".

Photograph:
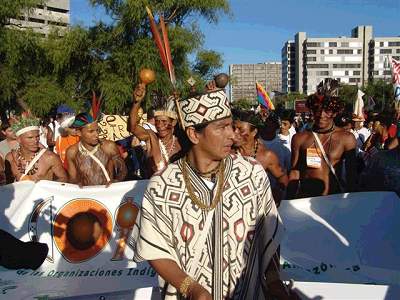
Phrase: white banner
[
  {"left": 1, "top": 181, "right": 400, "bottom": 299},
  {"left": 0, "top": 180, "right": 157, "bottom": 299},
  {"left": 279, "top": 192, "right": 400, "bottom": 287}
]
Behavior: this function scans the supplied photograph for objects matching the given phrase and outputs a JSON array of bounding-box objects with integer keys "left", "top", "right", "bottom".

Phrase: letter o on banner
[{"left": 53, "top": 199, "right": 113, "bottom": 263}]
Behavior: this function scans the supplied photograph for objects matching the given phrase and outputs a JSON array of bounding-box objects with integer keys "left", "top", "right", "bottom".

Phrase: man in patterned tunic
[{"left": 134, "top": 86, "right": 295, "bottom": 299}]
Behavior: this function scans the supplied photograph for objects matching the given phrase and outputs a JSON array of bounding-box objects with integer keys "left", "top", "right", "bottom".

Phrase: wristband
[{"left": 179, "top": 276, "right": 195, "bottom": 298}]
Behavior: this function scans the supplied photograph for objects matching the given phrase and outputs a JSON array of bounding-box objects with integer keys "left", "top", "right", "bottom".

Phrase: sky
[{"left": 70, "top": 0, "right": 400, "bottom": 73}]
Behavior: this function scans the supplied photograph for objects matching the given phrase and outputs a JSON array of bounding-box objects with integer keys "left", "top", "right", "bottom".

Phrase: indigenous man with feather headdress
[
  {"left": 5, "top": 117, "right": 67, "bottom": 182},
  {"left": 128, "top": 84, "right": 181, "bottom": 175},
  {"left": 288, "top": 79, "right": 357, "bottom": 198},
  {"left": 65, "top": 93, "right": 127, "bottom": 186}
]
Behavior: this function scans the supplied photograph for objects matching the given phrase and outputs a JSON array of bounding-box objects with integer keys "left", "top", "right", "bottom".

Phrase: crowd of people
[{"left": 0, "top": 76, "right": 399, "bottom": 299}]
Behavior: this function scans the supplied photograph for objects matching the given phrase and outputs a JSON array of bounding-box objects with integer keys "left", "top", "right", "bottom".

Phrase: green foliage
[
  {"left": 275, "top": 92, "right": 307, "bottom": 109},
  {"left": 231, "top": 98, "right": 254, "bottom": 110},
  {"left": 0, "top": 0, "right": 229, "bottom": 118},
  {"left": 193, "top": 50, "right": 223, "bottom": 79},
  {"left": 363, "top": 79, "right": 394, "bottom": 111}
]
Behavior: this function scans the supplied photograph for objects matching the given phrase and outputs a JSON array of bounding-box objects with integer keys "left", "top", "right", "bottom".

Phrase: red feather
[
  {"left": 146, "top": 7, "right": 169, "bottom": 73},
  {"left": 160, "top": 15, "right": 176, "bottom": 86}
]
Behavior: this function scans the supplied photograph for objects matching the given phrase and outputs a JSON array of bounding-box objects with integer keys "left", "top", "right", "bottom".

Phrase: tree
[
  {"left": 0, "top": 0, "right": 230, "bottom": 118},
  {"left": 231, "top": 98, "right": 254, "bottom": 110}
]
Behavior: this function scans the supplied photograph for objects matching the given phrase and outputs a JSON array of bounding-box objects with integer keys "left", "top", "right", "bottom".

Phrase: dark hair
[
  {"left": 334, "top": 111, "right": 352, "bottom": 127},
  {"left": 280, "top": 110, "right": 295, "bottom": 123},
  {"left": 1, "top": 121, "right": 11, "bottom": 131},
  {"left": 170, "top": 122, "right": 210, "bottom": 163},
  {"left": 147, "top": 109, "right": 155, "bottom": 120},
  {"left": 374, "top": 114, "right": 393, "bottom": 128}
]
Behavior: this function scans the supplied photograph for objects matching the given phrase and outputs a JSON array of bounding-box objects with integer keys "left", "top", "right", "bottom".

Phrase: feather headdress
[
  {"left": 307, "top": 78, "right": 344, "bottom": 113},
  {"left": 71, "top": 91, "right": 103, "bottom": 128}
]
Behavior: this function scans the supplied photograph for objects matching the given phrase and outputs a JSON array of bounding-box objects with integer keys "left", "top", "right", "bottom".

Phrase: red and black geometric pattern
[
  {"left": 179, "top": 89, "right": 231, "bottom": 128},
  {"left": 134, "top": 154, "right": 284, "bottom": 299}
]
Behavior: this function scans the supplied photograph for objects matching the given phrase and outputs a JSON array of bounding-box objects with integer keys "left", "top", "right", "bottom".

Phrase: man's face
[
  {"left": 280, "top": 120, "right": 291, "bottom": 134},
  {"left": 232, "top": 120, "right": 244, "bottom": 147},
  {"left": 79, "top": 122, "right": 99, "bottom": 146},
  {"left": 2, "top": 127, "right": 17, "bottom": 140},
  {"left": 155, "top": 116, "right": 174, "bottom": 138},
  {"left": 312, "top": 107, "right": 336, "bottom": 129},
  {"left": 235, "top": 121, "right": 256, "bottom": 145},
  {"left": 196, "top": 118, "right": 234, "bottom": 160},
  {"left": 372, "top": 121, "right": 382, "bottom": 134},
  {"left": 354, "top": 121, "right": 363, "bottom": 130},
  {"left": 18, "top": 130, "right": 40, "bottom": 152}
]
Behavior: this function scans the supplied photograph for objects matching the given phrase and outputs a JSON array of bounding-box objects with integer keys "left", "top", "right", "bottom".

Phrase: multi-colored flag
[
  {"left": 256, "top": 82, "right": 275, "bottom": 110},
  {"left": 391, "top": 58, "right": 400, "bottom": 101}
]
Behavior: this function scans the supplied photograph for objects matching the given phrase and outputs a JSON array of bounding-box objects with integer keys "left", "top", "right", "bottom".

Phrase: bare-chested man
[
  {"left": 6, "top": 118, "right": 67, "bottom": 182},
  {"left": 66, "top": 104, "right": 127, "bottom": 186},
  {"left": 128, "top": 83, "right": 181, "bottom": 174},
  {"left": 232, "top": 110, "right": 288, "bottom": 204},
  {"left": 287, "top": 79, "right": 357, "bottom": 198}
]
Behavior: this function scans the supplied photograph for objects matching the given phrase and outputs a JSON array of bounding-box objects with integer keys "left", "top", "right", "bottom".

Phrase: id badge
[{"left": 306, "top": 148, "right": 321, "bottom": 168}]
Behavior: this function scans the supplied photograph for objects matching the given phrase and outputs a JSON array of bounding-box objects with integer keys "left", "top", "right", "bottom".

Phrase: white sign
[{"left": 0, "top": 180, "right": 157, "bottom": 299}]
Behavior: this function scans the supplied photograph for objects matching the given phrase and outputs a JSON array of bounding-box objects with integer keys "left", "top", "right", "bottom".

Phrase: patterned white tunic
[{"left": 134, "top": 154, "right": 284, "bottom": 299}]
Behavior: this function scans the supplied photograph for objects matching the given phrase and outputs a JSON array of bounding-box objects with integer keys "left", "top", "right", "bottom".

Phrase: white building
[
  {"left": 282, "top": 26, "right": 400, "bottom": 95},
  {"left": 8, "top": 0, "right": 70, "bottom": 36},
  {"left": 229, "top": 62, "right": 282, "bottom": 102}
]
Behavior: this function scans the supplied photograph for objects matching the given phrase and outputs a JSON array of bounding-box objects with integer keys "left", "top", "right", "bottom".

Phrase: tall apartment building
[
  {"left": 282, "top": 41, "right": 296, "bottom": 93},
  {"left": 229, "top": 62, "right": 282, "bottom": 102},
  {"left": 282, "top": 25, "right": 400, "bottom": 95},
  {"left": 8, "top": 0, "right": 70, "bottom": 36}
]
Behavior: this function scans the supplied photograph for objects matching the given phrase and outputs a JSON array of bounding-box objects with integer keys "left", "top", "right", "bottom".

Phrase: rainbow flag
[{"left": 256, "top": 82, "right": 275, "bottom": 110}]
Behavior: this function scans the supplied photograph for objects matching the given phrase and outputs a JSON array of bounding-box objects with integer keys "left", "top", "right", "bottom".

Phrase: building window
[
  {"left": 47, "top": 6, "right": 69, "bottom": 14},
  {"left": 320, "top": 49, "right": 325, "bottom": 54},
  {"left": 380, "top": 49, "right": 392, "bottom": 54},
  {"left": 307, "top": 64, "right": 329, "bottom": 68},
  {"left": 397, "top": 49, "right": 400, "bottom": 53},
  {"left": 329, "top": 49, "right": 334, "bottom": 54},
  {"left": 332, "top": 64, "right": 361, "bottom": 68},
  {"left": 345, "top": 71, "right": 349, "bottom": 75},
  {"left": 307, "top": 50, "right": 317, "bottom": 54},
  {"left": 337, "top": 49, "right": 354, "bottom": 54},
  {"left": 383, "top": 70, "right": 392, "bottom": 76},
  {"left": 357, "top": 49, "right": 362, "bottom": 54},
  {"left": 329, "top": 42, "right": 337, "bottom": 47},
  {"left": 28, "top": 17, "right": 45, "bottom": 24},
  {"left": 307, "top": 42, "right": 322, "bottom": 47},
  {"left": 349, "top": 78, "right": 361, "bottom": 83},
  {"left": 341, "top": 42, "right": 349, "bottom": 47},
  {"left": 353, "top": 71, "right": 361, "bottom": 75},
  {"left": 388, "top": 42, "right": 400, "bottom": 47},
  {"left": 380, "top": 42, "right": 384, "bottom": 47},
  {"left": 316, "top": 71, "right": 329, "bottom": 76},
  {"left": 307, "top": 57, "right": 317, "bottom": 62},
  {"left": 48, "top": 20, "right": 68, "bottom": 27}
]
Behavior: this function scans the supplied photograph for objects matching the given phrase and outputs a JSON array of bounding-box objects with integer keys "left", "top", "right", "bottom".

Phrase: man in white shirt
[{"left": 352, "top": 115, "right": 371, "bottom": 153}]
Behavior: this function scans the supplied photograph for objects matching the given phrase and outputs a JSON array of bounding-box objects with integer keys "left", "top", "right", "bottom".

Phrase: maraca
[{"left": 139, "top": 68, "right": 156, "bottom": 85}]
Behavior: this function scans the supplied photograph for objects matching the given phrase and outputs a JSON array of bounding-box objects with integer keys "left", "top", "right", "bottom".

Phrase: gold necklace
[{"left": 182, "top": 156, "right": 225, "bottom": 211}]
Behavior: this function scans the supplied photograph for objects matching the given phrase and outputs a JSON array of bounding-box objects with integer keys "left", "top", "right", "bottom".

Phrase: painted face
[
  {"left": 79, "top": 122, "right": 100, "bottom": 146},
  {"left": 232, "top": 120, "right": 244, "bottom": 147},
  {"left": 155, "top": 116, "right": 174, "bottom": 138},
  {"left": 196, "top": 118, "right": 234, "bottom": 160},
  {"left": 18, "top": 130, "right": 40, "bottom": 152},
  {"left": 235, "top": 120, "right": 256, "bottom": 144}
]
